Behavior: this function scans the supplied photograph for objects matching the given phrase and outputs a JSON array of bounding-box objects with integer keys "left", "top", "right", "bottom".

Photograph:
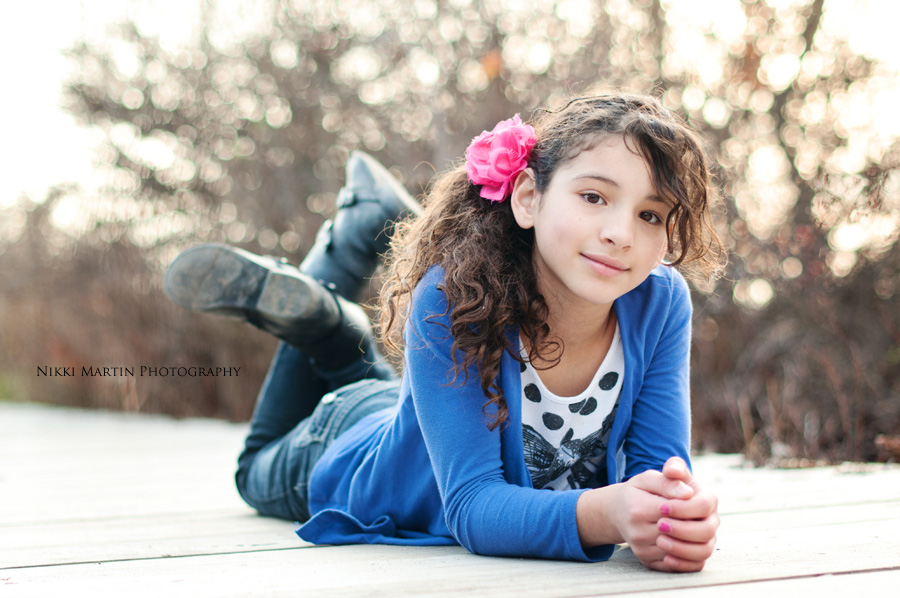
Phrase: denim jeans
[{"left": 235, "top": 341, "right": 400, "bottom": 521}]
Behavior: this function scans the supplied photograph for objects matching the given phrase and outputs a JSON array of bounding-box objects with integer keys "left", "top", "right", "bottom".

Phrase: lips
[{"left": 582, "top": 253, "right": 628, "bottom": 276}]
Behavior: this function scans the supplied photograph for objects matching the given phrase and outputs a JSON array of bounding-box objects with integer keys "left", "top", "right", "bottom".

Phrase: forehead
[
  {"left": 552, "top": 134, "right": 680, "bottom": 207},
  {"left": 556, "top": 136, "right": 653, "bottom": 183}
]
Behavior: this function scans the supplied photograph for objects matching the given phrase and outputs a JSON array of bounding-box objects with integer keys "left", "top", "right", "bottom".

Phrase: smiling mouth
[{"left": 582, "top": 254, "right": 628, "bottom": 276}]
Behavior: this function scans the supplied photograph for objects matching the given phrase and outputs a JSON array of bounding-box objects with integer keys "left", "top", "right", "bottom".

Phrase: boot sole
[{"left": 164, "top": 244, "right": 314, "bottom": 320}]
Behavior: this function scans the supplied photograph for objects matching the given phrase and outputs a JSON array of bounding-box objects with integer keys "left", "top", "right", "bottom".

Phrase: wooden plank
[
  {"left": 5, "top": 407, "right": 898, "bottom": 525},
  {"left": 0, "top": 510, "right": 303, "bottom": 568},
  {"left": 1, "top": 471, "right": 245, "bottom": 524},
  {"left": 1, "top": 403, "right": 248, "bottom": 523},
  {"left": 3, "top": 497, "right": 896, "bottom": 570},
  {"left": 4, "top": 402, "right": 900, "bottom": 597},
  {"left": 692, "top": 453, "right": 900, "bottom": 514},
  {"left": 720, "top": 499, "right": 900, "bottom": 533},
  {"left": 5, "top": 406, "right": 899, "bottom": 523},
  {"left": 648, "top": 568, "right": 900, "bottom": 597},
  {"left": 3, "top": 515, "right": 900, "bottom": 597}
]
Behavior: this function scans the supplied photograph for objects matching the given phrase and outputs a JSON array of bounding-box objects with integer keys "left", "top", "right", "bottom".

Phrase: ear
[{"left": 510, "top": 168, "right": 538, "bottom": 230}]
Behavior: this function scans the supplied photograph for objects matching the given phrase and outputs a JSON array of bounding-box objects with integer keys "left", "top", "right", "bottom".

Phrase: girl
[{"left": 165, "top": 93, "right": 723, "bottom": 572}]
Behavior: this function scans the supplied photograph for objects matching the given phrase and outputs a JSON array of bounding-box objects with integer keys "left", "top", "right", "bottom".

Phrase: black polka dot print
[
  {"left": 567, "top": 397, "right": 598, "bottom": 416},
  {"left": 520, "top": 329, "right": 624, "bottom": 491},
  {"left": 542, "top": 412, "right": 564, "bottom": 430},
  {"left": 598, "top": 372, "right": 619, "bottom": 391},
  {"left": 579, "top": 397, "right": 597, "bottom": 416},
  {"left": 524, "top": 383, "right": 542, "bottom": 403}
]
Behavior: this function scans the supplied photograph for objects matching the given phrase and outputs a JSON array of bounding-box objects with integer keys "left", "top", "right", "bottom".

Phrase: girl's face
[{"left": 511, "top": 135, "right": 671, "bottom": 312}]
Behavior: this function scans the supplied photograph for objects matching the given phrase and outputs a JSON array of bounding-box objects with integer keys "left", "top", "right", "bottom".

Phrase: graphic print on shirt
[
  {"left": 523, "top": 401, "right": 619, "bottom": 489},
  {"left": 520, "top": 324, "right": 624, "bottom": 490}
]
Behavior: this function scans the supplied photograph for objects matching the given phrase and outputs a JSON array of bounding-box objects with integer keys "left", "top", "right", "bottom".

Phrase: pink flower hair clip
[{"left": 465, "top": 114, "right": 536, "bottom": 203}]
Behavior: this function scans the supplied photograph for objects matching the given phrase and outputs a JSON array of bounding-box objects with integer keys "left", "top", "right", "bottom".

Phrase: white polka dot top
[{"left": 519, "top": 324, "right": 624, "bottom": 490}]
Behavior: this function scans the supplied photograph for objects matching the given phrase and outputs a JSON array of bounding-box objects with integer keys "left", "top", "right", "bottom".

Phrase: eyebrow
[{"left": 573, "top": 174, "right": 667, "bottom": 204}]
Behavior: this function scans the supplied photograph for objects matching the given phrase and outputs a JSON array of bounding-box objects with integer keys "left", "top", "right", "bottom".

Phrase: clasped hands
[{"left": 576, "top": 456, "right": 719, "bottom": 572}]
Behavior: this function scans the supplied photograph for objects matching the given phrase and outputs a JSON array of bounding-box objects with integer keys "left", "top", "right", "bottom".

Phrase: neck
[
  {"left": 544, "top": 290, "right": 615, "bottom": 349},
  {"left": 524, "top": 281, "right": 618, "bottom": 397},
  {"left": 524, "top": 274, "right": 616, "bottom": 369}
]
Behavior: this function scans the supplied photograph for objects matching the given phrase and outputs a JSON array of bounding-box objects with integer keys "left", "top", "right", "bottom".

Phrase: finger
[
  {"left": 659, "top": 489, "right": 718, "bottom": 520},
  {"left": 656, "top": 533, "right": 717, "bottom": 564},
  {"left": 662, "top": 456, "right": 692, "bottom": 482},
  {"left": 643, "top": 553, "right": 708, "bottom": 574},
  {"left": 631, "top": 545, "right": 669, "bottom": 569},
  {"left": 643, "top": 558, "right": 675, "bottom": 573},
  {"left": 629, "top": 470, "right": 695, "bottom": 501},
  {"left": 662, "top": 553, "right": 709, "bottom": 573},
  {"left": 658, "top": 515, "right": 720, "bottom": 544}
]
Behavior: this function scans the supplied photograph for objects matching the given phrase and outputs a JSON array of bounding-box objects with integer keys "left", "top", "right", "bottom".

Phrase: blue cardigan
[{"left": 297, "top": 265, "right": 693, "bottom": 562}]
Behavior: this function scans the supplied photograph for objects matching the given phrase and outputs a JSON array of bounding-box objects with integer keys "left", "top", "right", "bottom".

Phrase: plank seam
[
  {"left": 560, "top": 565, "right": 900, "bottom": 597},
  {"left": 0, "top": 546, "right": 320, "bottom": 572}
]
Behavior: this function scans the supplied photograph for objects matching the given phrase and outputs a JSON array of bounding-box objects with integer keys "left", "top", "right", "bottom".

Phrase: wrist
[{"left": 575, "top": 485, "right": 626, "bottom": 548}]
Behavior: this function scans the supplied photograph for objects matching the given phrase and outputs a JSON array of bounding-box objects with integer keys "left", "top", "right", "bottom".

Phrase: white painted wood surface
[{"left": 2, "top": 402, "right": 898, "bottom": 596}]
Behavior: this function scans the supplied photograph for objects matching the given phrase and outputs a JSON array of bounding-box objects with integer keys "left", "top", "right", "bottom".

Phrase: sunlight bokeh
[
  {"left": 1, "top": 0, "right": 273, "bottom": 208},
  {"left": 3, "top": 0, "right": 899, "bottom": 463},
  {"left": 2, "top": 0, "right": 899, "bottom": 248}
]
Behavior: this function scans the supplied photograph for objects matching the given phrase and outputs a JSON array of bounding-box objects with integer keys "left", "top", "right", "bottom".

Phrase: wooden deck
[{"left": 2, "top": 401, "right": 898, "bottom": 597}]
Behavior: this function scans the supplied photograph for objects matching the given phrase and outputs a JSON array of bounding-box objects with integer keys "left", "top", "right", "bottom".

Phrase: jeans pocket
[
  {"left": 303, "top": 391, "right": 341, "bottom": 443},
  {"left": 308, "top": 380, "right": 400, "bottom": 446}
]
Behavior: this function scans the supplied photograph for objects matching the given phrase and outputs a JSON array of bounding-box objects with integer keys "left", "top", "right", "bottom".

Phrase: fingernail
[
  {"left": 659, "top": 503, "right": 671, "bottom": 516},
  {"left": 657, "top": 536, "right": 673, "bottom": 552},
  {"left": 658, "top": 521, "right": 671, "bottom": 533},
  {"left": 675, "top": 482, "right": 691, "bottom": 497}
]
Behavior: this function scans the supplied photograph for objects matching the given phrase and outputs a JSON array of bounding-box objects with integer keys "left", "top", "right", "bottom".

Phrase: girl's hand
[
  {"left": 575, "top": 457, "right": 719, "bottom": 572},
  {"left": 610, "top": 463, "right": 699, "bottom": 571},
  {"left": 652, "top": 457, "right": 719, "bottom": 573},
  {"left": 576, "top": 462, "right": 694, "bottom": 568}
]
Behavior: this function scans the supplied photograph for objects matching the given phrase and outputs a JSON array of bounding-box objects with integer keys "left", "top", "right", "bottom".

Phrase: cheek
[
  {"left": 531, "top": 217, "right": 573, "bottom": 268},
  {"left": 638, "top": 228, "right": 669, "bottom": 266},
  {"left": 544, "top": 213, "right": 573, "bottom": 238},
  {"left": 657, "top": 236, "right": 669, "bottom": 261},
  {"left": 532, "top": 205, "right": 566, "bottom": 237},
  {"left": 541, "top": 216, "right": 585, "bottom": 257}
]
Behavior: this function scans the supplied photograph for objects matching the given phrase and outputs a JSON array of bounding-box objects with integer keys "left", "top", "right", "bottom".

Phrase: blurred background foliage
[{"left": 1, "top": 0, "right": 898, "bottom": 464}]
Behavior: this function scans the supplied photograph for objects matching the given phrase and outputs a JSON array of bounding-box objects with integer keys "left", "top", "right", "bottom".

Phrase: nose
[{"left": 599, "top": 209, "right": 633, "bottom": 248}]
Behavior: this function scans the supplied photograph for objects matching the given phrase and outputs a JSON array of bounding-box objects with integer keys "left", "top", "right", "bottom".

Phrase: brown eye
[
  {"left": 641, "top": 211, "right": 663, "bottom": 224},
  {"left": 581, "top": 192, "right": 604, "bottom": 205}
]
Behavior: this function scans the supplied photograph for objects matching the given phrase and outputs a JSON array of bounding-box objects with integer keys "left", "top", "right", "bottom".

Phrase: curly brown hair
[{"left": 379, "top": 93, "right": 724, "bottom": 430}]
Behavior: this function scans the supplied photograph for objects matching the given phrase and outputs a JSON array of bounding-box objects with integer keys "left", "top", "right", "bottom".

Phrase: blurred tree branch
[{"left": 1, "top": 0, "right": 897, "bottom": 461}]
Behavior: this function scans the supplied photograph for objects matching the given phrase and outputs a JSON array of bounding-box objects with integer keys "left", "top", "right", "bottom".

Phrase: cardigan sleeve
[
  {"left": 621, "top": 270, "right": 694, "bottom": 480},
  {"left": 404, "top": 270, "right": 609, "bottom": 561}
]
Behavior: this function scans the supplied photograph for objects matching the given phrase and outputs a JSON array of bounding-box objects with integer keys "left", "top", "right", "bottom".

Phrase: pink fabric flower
[{"left": 465, "top": 114, "right": 536, "bottom": 202}]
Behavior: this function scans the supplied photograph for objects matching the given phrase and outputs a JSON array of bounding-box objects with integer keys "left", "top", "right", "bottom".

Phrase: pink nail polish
[
  {"left": 659, "top": 503, "right": 671, "bottom": 516},
  {"left": 659, "top": 521, "right": 672, "bottom": 533}
]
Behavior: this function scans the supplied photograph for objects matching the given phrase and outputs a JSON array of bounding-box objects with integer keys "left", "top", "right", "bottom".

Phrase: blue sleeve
[
  {"left": 404, "top": 271, "right": 608, "bottom": 561},
  {"left": 622, "top": 270, "right": 693, "bottom": 479}
]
